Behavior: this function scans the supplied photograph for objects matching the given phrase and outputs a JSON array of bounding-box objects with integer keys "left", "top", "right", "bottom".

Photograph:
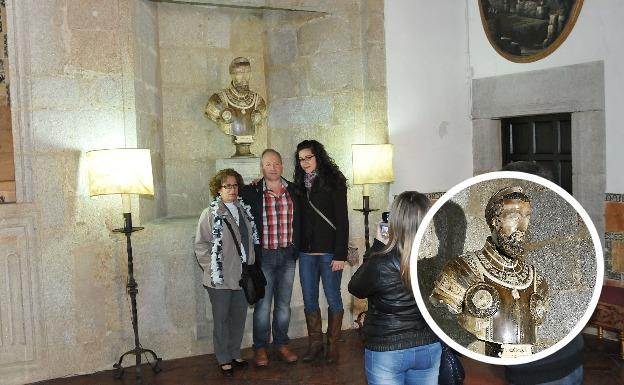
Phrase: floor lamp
[
  {"left": 86, "top": 148, "right": 162, "bottom": 384},
  {"left": 352, "top": 144, "right": 394, "bottom": 251}
]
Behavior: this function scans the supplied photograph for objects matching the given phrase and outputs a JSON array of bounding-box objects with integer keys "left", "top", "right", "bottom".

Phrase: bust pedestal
[{"left": 216, "top": 157, "right": 260, "bottom": 184}]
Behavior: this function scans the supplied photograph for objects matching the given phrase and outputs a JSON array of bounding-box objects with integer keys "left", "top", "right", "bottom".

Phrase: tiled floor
[{"left": 29, "top": 332, "right": 623, "bottom": 385}]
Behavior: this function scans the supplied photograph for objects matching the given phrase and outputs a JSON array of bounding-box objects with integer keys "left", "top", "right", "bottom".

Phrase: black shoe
[
  {"left": 231, "top": 358, "right": 249, "bottom": 368},
  {"left": 219, "top": 363, "right": 233, "bottom": 377}
]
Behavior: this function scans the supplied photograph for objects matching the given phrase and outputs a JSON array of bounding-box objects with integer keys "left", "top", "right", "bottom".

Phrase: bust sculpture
[
  {"left": 430, "top": 186, "right": 549, "bottom": 357},
  {"left": 205, "top": 57, "right": 267, "bottom": 157}
]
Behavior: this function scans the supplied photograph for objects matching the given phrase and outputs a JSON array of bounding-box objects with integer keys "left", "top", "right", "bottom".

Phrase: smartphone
[
  {"left": 382, "top": 211, "right": 390, "bottom": 223},
  {"left": 380, "top": 222, "right": 389, "bottom": 239}
]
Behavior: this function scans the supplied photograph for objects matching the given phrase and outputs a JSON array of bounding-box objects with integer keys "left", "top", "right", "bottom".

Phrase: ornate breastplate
[{"left": 458, "top": 249, "right": 546, "bottom": 345}]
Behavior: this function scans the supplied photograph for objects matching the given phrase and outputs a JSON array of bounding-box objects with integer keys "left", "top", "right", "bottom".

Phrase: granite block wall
[{"left": 0, "top": 1, "right": 389, "bottom": 383}]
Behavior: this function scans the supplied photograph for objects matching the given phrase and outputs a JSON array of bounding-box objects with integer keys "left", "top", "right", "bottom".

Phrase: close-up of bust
[{"left": 430, "top": 186, "right": 549, "bottom": 358}]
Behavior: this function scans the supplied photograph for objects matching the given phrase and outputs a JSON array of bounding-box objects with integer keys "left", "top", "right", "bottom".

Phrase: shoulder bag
[
  {"left": 438, "top": 342, "right": 465, "bottom": 385},
  {"left": 223, "top": 219, "right": 267, "bottom": 305}
]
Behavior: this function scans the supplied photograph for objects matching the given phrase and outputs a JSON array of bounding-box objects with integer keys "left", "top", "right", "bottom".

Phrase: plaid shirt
[{"left": 262, "top": 180, "right": 294, "bottom": 249}]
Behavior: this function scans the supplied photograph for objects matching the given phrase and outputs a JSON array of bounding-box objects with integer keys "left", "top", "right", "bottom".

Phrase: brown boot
[
  {"left": 276, "top": 345, "right": 298, "bottom": 363},
  {"left": 254, "top": 348, "right": 269, "bottom": 367},
  {"left": 302, "top": 309, "right": 323, "bottom": 362},
  {"left": 325, "top": 309, "right": 343, "bottom": 364}
]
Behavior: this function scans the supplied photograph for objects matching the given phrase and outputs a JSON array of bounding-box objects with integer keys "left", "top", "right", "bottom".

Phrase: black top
[
  {"left": 348, "top": 239, "right": 438, "bottom": 351},
  {"left": 504, "top": 334, "right": 584, "bottom": 385},
  {"left": 239, "top": 177, "right": 302, "bottom": 259},
  {"left": 300, "top": 180, "right": 349, "bottom": 261}
]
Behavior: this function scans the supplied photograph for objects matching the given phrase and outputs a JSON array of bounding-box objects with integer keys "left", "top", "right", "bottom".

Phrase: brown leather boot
[
  {"left": 325, "top": 309, "right": 343, "bottom": 364},
  {"left": 302, "top": 309, "right": 323, "bottom": 362},
  {"left": 254, "top": 348, "right": 269, "bottom": 367}
]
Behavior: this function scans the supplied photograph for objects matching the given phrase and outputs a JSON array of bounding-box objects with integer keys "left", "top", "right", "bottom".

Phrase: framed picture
[{"left": 478, "top": 0, "right": 584, "bottom": 63}]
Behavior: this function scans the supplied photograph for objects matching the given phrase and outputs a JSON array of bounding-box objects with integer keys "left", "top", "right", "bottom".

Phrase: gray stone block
[
  {"left": 528, "top": 189, "right": 579, "bottom": 243},
  {"left": 308, "top": 51, "right": 362, "bottom": 93},
  {"left": 472, "top": 119, "right": 501, "bottom": 175},
  {"left": 160, "top": 48, "right": 210, "bottom": 88},
  {"left": 31, "top": 109, "right": 125, "bottom": 152},
  {"left": 31, "top": 78, "right": 81, "bottom": 110},
  {"left": 298, "top": 16, "right": 353, "bottom": 56},
  {"left": 268, "top": 96, "right": 333, "bottom": 128},
  {"left": 67, "top": 0, "right": 119, "bottom": 30},
  {"left": 472, "top": 61, "right": 605, "bottom": 119},
  {"left": 366, "top": 44, "right": 386, "bottom": 90},
  {"left": 267, "top": 28, "right": 298, "bottom": 65},
  {"left": 157, "top": 3, "right": 231, "bottom": 49},
  {"left": 537, "top": 289, "right": 593, "bottom": 343},
  {"left": 267, "top": 68, "right": 300, "bottom": 100},
  {"left": 69, "top": 30, "right": 121, "bottom": 73}
]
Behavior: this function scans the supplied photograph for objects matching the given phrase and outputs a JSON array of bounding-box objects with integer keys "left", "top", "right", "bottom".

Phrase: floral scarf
[
  {"left": 209, "top": 196, "right": 260, "bottom": 285},
  {"left": 304, "top": 170, "right": 318, "bottom": 190}
]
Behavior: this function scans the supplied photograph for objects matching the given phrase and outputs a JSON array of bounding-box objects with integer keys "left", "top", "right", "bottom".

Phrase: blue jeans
[
  {"left": 252, "top": 246, "right": 296, "bottom": 350},
  {"left": 299, "top": 253, "right": 343, "bottom": 314},
  {"left": 365, "top": 342, "right": 442, "bottom": 385}
]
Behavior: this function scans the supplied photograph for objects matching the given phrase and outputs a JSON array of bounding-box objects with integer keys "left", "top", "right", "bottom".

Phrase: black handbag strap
[
  {"left": 223, "top": 219, "right": 246, "bottom": 265},
  {"left": 307, "top": 190, "right": 336, "bottom": 230}
]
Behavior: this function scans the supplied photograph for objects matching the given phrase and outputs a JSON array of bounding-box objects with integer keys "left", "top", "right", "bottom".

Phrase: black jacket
[
  {"left": 240, "top": 177, "right": 302, "bottom": 257},
  {"left": 300, "top": 180, "right": 349, "bottom": 261},
  {"left": 348, "top": 239, "right": 438, "bottom": 351}
]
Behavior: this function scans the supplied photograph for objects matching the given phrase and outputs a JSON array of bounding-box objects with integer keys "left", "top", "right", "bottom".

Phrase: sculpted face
[
  {"left": 492, "top": 199, "right": 531, "bottom": 258},
  {"left": 231, "top": 64, "right": 251, "bottom": 92}
]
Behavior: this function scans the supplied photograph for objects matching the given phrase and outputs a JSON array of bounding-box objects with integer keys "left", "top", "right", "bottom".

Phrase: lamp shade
[
  {"left": 352, "top": 144, "right": 394, "bottom": 185},
  {"left": 86, "top": 148, "right": 154, "bottom": 197}
]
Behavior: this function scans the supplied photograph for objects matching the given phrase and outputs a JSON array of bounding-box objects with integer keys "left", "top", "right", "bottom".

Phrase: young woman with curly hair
[{"left": 294, "top": 140, "right": 349, "bottom": 364}]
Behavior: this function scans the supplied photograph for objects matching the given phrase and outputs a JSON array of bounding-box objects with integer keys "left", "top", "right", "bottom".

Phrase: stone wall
[
  {"left": 158, "top": 2, "right": 269, "bottom": 217},
  {"left": 417, "top": 178, "right": 597, "bottom": 354},
  {"left": 0, "top": 0, "right": 388, "bottom": 383},
  {"left": 134, "top": 0, "right": 166, "bottom": 221}
]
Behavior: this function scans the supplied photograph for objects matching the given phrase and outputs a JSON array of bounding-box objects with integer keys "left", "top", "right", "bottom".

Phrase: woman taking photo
[
  {"left": 294, "top": 140, "right": 349, "bottom": 364},
  {"left": 348, "top": 191, "right": 441, "bottom": 385},
  {"left": 195, "top": 168, "right": 259, "bottom": 377}
]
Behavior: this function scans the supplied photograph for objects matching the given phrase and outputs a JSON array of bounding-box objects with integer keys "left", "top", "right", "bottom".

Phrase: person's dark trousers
[
  {"left": 207, "top": 287, "right": 248, "bottom": 365},
  {"left": 253, "top": 246, "right": 297, "bottom": 350}
]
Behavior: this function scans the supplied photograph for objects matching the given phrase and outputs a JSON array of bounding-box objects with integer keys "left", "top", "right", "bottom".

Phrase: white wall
[
  {"left": 467, "top": 0, "right": 624, "bottom": 193},
  {"left": 385, "top": 1, "right": 473, "bottom": 195}
]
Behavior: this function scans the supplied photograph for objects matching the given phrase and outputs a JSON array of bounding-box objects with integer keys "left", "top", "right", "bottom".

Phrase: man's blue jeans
[
  {"left": 252, "top": 246, "right": 296, "bottom": 350},
  {"left": 365, "top": 342, "right": 442, "bottom": 385},
  {"left": 299, "top": 253, "right": 343, "bottom": 314}
]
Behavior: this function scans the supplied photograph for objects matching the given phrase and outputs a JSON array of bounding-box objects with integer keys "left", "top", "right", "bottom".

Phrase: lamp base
[
  {"left": 353, "top": 195, "right": 379, "bottom": 251},
  {"left": 112, "top": 213, "right": 162, "bottom": 385},
  {"left": 113, "top": 347, "right": 162, "bottom": 381}
]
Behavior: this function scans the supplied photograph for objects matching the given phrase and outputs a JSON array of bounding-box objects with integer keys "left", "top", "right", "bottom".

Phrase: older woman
[{"left": 195, "top": 168, "right": 259, "bottom": 377}]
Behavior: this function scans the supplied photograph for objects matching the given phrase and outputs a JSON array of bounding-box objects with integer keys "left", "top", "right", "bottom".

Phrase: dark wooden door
[{"left": 502, "top": 114, "right": 572, "bottom": 194}]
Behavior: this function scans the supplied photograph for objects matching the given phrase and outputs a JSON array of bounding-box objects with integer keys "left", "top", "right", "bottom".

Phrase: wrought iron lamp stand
[
  {"left": 113, "top": 212, "right": 162, "bottom": 384},
  {"left": 354, "top": 195, "right": 378, "bottom": 251}
]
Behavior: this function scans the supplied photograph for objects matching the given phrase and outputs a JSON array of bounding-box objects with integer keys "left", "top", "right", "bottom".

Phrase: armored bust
[
  {"left": 430, "top": 186, "right": 548, "bottom": 357},
  {"left": 205, "top": 57, "right": 267, "bottom": 157}
]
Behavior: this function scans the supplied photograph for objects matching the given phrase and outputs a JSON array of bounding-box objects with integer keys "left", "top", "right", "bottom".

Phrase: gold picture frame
[{"left": 478, "top": 0, "right": 584, "bottom": 63}]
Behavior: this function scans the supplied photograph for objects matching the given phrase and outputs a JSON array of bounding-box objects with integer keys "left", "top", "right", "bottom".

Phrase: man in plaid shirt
[{"left": 240, "top": 149, "right": 301, "bottom": 366}]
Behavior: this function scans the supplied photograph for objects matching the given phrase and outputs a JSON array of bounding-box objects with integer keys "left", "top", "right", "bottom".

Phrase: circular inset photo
[{"left": 411, "top": 171, "right": 603, "bottom": 365}]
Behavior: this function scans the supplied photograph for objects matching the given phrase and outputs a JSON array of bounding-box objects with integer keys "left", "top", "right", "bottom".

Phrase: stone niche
[{"left": 0, "top": 0, "right": 388, "bottom": 384}]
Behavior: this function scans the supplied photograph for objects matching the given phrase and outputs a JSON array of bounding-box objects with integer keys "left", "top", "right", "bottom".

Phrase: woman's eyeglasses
[
  {"left": 221, "top": 184, "right": 239, "bottom": 190},
  {"left": 298, "top": 154, "right": 315, "bottom": 163}
]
